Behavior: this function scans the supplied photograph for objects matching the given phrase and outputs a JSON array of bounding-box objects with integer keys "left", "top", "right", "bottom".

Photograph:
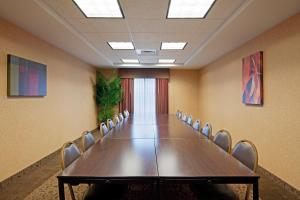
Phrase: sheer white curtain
[{"left": 134, "top": 78, "right": 156, "bottom": 114}]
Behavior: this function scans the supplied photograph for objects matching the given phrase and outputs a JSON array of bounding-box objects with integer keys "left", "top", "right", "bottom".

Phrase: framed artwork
[
  {"left": 7, "top": 54, "right": 47, "bottom": 97},
  {"left": 242, "top": 51, "right": 263, "bottom": 105}
]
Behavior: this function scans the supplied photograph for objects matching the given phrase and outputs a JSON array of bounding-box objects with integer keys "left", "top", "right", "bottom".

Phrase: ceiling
[{"left": 0, "top": 0, "right": 299, "bottom": 69}]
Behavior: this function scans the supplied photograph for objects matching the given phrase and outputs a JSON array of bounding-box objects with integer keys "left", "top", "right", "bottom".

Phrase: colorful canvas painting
[
  {"left": 7, "top": 55, "right": 47, "bottom": 96},
  {"left": 242, "top": 51, "right": 263, "bottom": 105}
]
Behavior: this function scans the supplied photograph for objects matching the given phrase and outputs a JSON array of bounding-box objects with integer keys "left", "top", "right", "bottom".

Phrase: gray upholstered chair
[
  {"left": 81, "top": 131, "right": 95, "bottom": 152},
  {"left": 178, "top": 111, "right": 182, "bottom": 119},
  {"left": 119, "top": 113, "right": 124, "bottom": 122},
  {"left": 114, "top": 114, "right": 120, "bottom": 125},
  {"left": 61, "top": 142, "right": 81, "bottom": 200},
  {"left": 176, "top": 110, "right": 181, "bottom": 118},
  {"left": 213, "top": 130, "right": 232, "bottom": 153},
  {"left": 100, "top": 122, "right": 109, "bottom": 137},
  {"left": 232, "top": 140, "right": 258, "bottom": 200},
  {"left": 107, "top": 119, "right": 115, "bottom": 130},
  {"left": 192, "top": 120, "right": 201, "bottom": 132},
  {"left": 186, "top": 115, "right": 193, "bottom": 126},
  {"left": 181, "top": 114, "right": 187, "bottom": 122},
  {"left": 201, "top": 122, "right": 212, "bottom": 139},
  {"left": 193, "top": 140, "right": 258, "bottom": 200}
]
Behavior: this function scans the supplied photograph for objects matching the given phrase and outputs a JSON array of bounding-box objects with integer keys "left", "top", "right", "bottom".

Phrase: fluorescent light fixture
[
  {"left": 161, "top": 42, "right": 187, "bottom": 50},
  {"left": 121, "top": 59, "right": 139, "bottom": 63},
  {"left": 108, "top": 42, "right": 134, "bottom": 50},
  {"left": 159, "top": 59, "right": 176, "bottom": 63},
  {"left": 167, "top": 0, "right": 215, "bottom": 19},
  {"left": 73, "top": 0, "right": 124, "bottom": 18}
]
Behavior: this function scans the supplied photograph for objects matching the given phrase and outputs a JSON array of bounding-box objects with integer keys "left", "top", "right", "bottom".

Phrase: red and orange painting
[{"left": 242, "top": 51, "right": 263, "bottom": 105}]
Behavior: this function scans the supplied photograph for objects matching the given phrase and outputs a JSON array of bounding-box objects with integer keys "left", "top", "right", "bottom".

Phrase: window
[{"left": 134, "top": 78, "right": 156, "bottom": 114}]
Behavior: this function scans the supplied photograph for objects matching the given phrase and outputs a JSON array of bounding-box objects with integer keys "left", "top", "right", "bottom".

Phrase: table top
[
  {"left": 60, "top": 138, "right": 157, "bottom": 179},
  {"left": 59, "top": 114, "right": 258, "bottom": 180},
  {"left": 156, "top": 139, "right": 256, "bottom": 178}
]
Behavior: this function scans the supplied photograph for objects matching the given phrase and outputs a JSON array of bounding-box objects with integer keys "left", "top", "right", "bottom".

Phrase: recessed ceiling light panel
[
  {"left": 167, "top": 0, "right": 215, "bottom": 19},
  {"left": 73, "top": 0, "right": 124, "bottom": 18},
  {"left": 121, "top": 59, "right": 139, "bottom": 63},
  {"left": 108, "top": 42, "right": 135, "bottom": 50},
  {"left": 159, "top": 59, "right": 176, "bottom": 63},
  {"left": 161, "top": 42, "right": 187, "bottom": 50}
]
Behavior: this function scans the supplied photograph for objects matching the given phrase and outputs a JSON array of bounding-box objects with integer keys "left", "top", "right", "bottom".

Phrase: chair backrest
[
  {"left": 119, "top": 113, "right": 124, "bottom": 122},
  {"left": 181, "top": 114, "right": 187, "bottom": 122},
  {"left": 107, "top": 119, "right": 114, "bottom": 130},
  {"left": 61, "top": 142, "right": 81, "bottom": 169},
  {"left": 124, "top": 109, "right": 129, "bottom": 118},
  {"left": 81, "top": 131, "right": 95, "bottom": 152},
  {"left": 192, "top": 120, "right": 201, "bottom": 131},
  {"left": 114, "top": 114, "right": 120, "bottom": 125},
  {"left": 201, "top": 122, "right": 212, "bottom": 139},
  {"left": 100, "top": 122, "right": 109, "bottom": 136},
  {"left": 178, "top": 112, "right": 182, "bottom": 119},
  {"left": 176, "top": 111, "right": 182, "bottom": 119},
  {"left": 186, "top": 115, "right": 193, "bottom": 126},
  {"left": 232, "top": 140, "right": 258, "bottom": 171},
  {"left": 213, "top": 130, "right": 232, "bottom": 153}
]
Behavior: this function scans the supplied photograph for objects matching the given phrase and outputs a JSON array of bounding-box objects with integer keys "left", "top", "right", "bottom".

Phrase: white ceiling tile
[
  {"left": 67, "top": 18, "right": 98, "bottom": 32},
  {"left": 127, "top": 19, "right": 222, "bottom": 33},
  {"left": 83, "top": 32, "right": 131, "bottom": 42},
  {"left": 44, "top": 0, "right": 84, "bottom": 19},
  {"left": 92, "top": 19, "right": 128, "bottom": 33},
  {"left": 206, "top": 0, "right": 246, "bottom": 19}
]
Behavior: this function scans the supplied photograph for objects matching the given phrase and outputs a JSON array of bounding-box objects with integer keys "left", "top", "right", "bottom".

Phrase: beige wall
[
  {"left": 0, "top": 19, "right": 97, "bottom": 182},
  {"left": 169, "top": 70, "right": 199, "bottom": 118},
  {"left": 198, "top": 13, "right": 300, "bottom": 189}
]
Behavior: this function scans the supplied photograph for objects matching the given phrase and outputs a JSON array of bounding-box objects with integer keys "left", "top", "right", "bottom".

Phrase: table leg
[
  {"left": 58, "top": 179, "right": 65, "bottom": 200},
  {"left": 153, "top": 181, "right": 160, "bottom": 200},
  {"left": 253, "top": 180, "right": 259, "bottom": 200}
]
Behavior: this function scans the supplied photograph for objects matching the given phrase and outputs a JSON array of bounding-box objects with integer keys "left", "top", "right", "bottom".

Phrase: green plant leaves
[{"left": 95, "top": 71, "right": 122, "bottom": 122}]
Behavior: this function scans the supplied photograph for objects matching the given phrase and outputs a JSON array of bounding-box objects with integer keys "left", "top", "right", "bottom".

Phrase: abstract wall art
[
  {"left": 242, "top": 51, "right": 263, "bottom": 105},
  {"left": 7, "top": 54, "right": 47, "bottom": 97}
]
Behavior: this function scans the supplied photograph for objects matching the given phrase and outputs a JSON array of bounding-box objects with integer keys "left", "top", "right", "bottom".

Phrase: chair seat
[
  {"left": 83, "top": 184, "right": 127, "bottom": 200},
  {"left": 190, "top": 183, "right": 238, "bottom": 200}
]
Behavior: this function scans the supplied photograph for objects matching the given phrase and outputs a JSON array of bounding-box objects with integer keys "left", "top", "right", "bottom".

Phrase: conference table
[{"left": 57, "top": 114, "right": 259, "bottom": 200}]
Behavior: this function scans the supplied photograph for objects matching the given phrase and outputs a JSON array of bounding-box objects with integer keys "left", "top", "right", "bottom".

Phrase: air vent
[{"left": 136, "top": 49, "right": 157, "bottom": 56}]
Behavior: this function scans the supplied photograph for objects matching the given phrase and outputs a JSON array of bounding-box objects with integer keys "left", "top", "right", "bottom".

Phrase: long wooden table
[{"left": 57, "top": 114, "right": 259, "bottom": 200}]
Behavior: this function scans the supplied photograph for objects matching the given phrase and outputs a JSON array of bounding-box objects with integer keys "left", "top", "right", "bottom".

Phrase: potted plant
[{"left": 95, "top": 71, "right": 122, "bottom": 124}]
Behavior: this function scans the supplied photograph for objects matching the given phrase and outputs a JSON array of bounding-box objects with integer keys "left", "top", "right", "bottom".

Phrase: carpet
[{"left": 24, "top": 172, "right": 260, "bottom": 200}]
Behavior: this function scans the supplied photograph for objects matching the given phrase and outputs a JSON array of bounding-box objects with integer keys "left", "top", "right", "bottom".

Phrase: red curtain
[
  {"left": 156, "top": 79, "right": 169, "bottom": 114},
  {"left": 119, "top": 78, "right": 134, "bottom": 113}
]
